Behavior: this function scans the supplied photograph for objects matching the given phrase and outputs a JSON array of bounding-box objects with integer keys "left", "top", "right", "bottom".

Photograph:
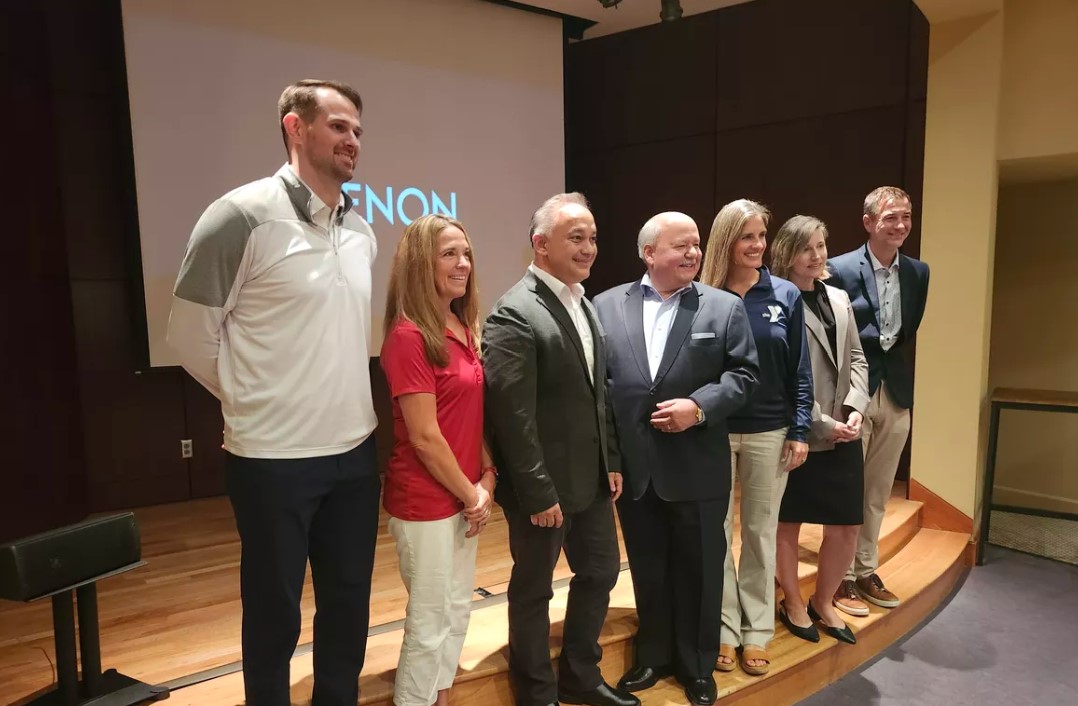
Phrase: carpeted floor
[{"left": 798, "top": 545, "right": 1078, "bottom": 705}]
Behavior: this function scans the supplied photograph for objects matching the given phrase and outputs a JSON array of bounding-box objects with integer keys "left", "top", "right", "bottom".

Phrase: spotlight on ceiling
[
  {"left": 595, "top": 0, "right": 684, "bottom": 22},
  {"left": 659, "top": 0, "right": 683, "bottom": 22}
]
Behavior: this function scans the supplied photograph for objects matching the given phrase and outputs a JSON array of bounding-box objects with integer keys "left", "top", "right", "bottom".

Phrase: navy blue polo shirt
[{"left": 726, "top": 268, "right": 813, "bottom": 442}]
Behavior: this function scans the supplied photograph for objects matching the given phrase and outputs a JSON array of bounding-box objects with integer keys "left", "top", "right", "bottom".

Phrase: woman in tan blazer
[{"left": 770, "top": 215, "right": 870, "bottom": 645}]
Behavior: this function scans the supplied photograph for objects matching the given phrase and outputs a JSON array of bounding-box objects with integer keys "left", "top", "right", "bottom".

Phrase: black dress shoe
[
  {"left": 558, "top": 682, "right": 641, "bottom": 706},
  {"left": 779, "top": 600, "right": 820, "bottom": 643},
  {"left": 808, "top": 598, "right": 857, "bottom": 644},
  {"left": 678, "top": 676, "right": 717, "bottom": 706},
  {"left": 617, "top": 664, "right": 673, "bottom": 691}
]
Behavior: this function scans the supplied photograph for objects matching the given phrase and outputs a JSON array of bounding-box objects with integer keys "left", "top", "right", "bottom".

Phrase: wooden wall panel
[
  {"left": 55, "top": 104, "right": 131, "bottom": 281},
  {"left": 715, "top": 106, "right": 908, "bottom": 256},
  {"left": 902, "top": 100, "right": 927, "bottom": 260},
  {"left": 0, "top": 4, "right": 87, "bottom": 543},
  {"left": 715, "top": 0, "right": 912, "bottom": 131},
  {"left": 566, "top": 12, "right": 718, "bottom": 153},
  {"left": 185, "top": 377, "right": 227, "bottom": 499},
  {"left": 70, "top": 280, "right": 189, "bottom": 509},
  {"left": 569, "top": 135, "right": 716, "bottom": 296},
  {"left": 907, "top": 3, "right": 930, "bottom": 103}
]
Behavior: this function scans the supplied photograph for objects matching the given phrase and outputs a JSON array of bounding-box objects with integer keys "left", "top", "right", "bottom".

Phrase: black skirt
[{"left": 779, "top": 438, "right": 864, "bottom": 525}]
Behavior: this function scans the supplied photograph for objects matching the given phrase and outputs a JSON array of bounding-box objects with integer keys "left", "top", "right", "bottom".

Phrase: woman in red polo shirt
[{"left": 381, "top": 214, "right": 495, "bottom": 706}]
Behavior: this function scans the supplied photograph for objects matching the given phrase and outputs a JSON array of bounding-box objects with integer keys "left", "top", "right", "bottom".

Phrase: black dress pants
[
  {"left": 505, "top": 494, "right": 621, "bottom": 706},
  {"left": 616, "top": 484, "right": 727, "bottom": 679},
  {"left": 225, "top": 437, "right": 380, "bottom": 706}
]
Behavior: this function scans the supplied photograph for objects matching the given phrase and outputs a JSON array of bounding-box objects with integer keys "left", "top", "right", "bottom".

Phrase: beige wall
[
  {"left": 911, "top": 11, "right": 1004, "bottom": 521},
  {"left": 988, "top": 178, "right": 1078, "bottom": 514},
  {"left": 998, "top": 0, "right": 1078, "bottom": 162},
  {"left": 913, "top": 0, "right": 1078, "bottom": 528}
]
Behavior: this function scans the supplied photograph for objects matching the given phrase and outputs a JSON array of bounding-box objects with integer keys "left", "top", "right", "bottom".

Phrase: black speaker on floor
[{"left": 0, "top": 513, "right": 169, "bottom": 706}]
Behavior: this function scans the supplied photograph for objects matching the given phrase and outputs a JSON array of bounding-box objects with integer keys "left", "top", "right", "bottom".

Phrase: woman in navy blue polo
[{"left": 699, "top": 199, "right": 813, "bottom": 676}]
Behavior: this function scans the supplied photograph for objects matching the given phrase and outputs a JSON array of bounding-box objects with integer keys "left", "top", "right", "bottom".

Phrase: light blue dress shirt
[{"left": 867, "top": 247, "right": 902, "bottom": 352}]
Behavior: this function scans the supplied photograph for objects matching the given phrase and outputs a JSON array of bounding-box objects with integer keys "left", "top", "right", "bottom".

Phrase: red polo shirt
[{"left": 380, "top": 319, "right": 484, "bottom": 521}]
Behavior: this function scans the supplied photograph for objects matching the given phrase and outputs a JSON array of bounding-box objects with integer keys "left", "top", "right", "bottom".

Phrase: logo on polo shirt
[{"left": 765, "top": 305, "right": 782, "bottom": 323}]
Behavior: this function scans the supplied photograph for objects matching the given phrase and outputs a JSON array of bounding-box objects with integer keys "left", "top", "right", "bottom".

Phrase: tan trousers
[
  {"left": 389, "top": 514, "right": 479, "bottom": 706},
  {"left": 847, "top": 384, "right": 911, "bottom": 580},
  {"left": 720, "top": 428, "right": 788, "bottom": 648}
]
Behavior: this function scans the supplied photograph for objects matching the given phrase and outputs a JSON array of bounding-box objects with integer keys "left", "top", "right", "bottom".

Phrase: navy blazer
[
  {"left": 594, "top": 279, "right": 760, "bottom": 502},
  {"left": 827, "top": 245, "right": 930, "bottom": 410}
]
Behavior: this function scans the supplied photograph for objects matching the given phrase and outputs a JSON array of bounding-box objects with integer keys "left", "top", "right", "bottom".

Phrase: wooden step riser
[
  {"left": 359, "top": 505, "right": 927, "bottom": 706},
  {"left": 726, "top": 548, "right": 966, "bottom": 705}
]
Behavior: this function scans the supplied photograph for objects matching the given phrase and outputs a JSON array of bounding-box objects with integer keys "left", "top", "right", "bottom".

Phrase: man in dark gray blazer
[
  {"left": 593, "top": 212, "right": 759, "bottom": 705},
  {"left": 483, "top": 193, "right": 638, "bottom": 706},
  {"left": 827, "top": 186, "right": 930, "bottom": 616}
]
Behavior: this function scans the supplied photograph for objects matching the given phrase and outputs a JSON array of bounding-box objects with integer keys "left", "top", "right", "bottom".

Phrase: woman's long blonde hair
[
  {"left": 699, "top": 198, "right": 771, "bottom": 289},
  {"left": 384, "top": 214, "right": 481, "bottom": 367}
]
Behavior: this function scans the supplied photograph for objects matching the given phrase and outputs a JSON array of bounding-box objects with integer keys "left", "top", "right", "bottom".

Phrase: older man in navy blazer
[
  {"left": 593, "top": 212, "right": 759, "bottom": 705},
  {"left": 827, "top": 186, "right": 930, "bottom": 617}
]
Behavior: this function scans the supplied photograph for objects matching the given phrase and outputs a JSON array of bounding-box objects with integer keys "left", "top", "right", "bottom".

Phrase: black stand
[{"left": 21, "top": 565, "right": 169, "bottom": 706}]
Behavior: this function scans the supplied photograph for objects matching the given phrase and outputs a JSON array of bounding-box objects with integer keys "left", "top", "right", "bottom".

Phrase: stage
[{"left": 1, "top": 484, "right": 969, "bottom": 706}]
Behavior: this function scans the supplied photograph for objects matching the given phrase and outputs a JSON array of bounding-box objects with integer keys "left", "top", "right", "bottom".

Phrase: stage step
[
  {"left": 167, "top": 499, "right": 954, "bottom": 706},
  {"left": 635, "top": 528, "right": 969, "bottom": 705}
]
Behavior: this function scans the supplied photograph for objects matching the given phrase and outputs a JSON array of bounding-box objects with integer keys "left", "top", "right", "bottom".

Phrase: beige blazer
[{"left": 804, "top": 284, "right": 871, "bottom": 451}]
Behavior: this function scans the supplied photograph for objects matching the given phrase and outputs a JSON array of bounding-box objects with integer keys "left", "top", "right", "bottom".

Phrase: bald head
[
  {"left": 640, "top": 212, "right": 702, "bottom": 297},
  {"left": 638, "top": 211, "right": 697, "bottom": 259}
]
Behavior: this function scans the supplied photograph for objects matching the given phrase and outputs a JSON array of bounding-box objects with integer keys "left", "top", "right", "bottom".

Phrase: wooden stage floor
[{"left": 0, "top": 484, "right": 906, "bottom": 705}]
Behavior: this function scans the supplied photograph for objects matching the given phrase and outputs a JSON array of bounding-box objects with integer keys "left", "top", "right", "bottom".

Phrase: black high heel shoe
[
  {"left": 808, "top": 598, "right": 857, "bottom": 644},
  {"left": 779, "top": 600, "right": 820, "bottom": 643}
]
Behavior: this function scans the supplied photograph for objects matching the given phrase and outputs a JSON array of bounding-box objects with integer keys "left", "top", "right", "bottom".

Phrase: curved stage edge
[{"left": 127, "top": 497, "right": 964, "bottom": 706}]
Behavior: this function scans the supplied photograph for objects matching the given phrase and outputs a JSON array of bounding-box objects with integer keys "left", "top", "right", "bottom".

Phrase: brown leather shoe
[
  {"left": 833, "top": 579, "right": 870, "bottom": 617},
  {"left": 855, "top": 573, "right": 900, "bottom": 608}
]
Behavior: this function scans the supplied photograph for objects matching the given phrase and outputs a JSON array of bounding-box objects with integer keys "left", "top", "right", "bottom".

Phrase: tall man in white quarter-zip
[{"left": 168, "top": 80, "right": 380, "bottom": 706}]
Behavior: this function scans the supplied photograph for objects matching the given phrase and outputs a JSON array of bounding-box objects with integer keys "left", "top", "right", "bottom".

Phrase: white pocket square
[{"left": 691, "top": 332, "right": 716, "bottom": 340}]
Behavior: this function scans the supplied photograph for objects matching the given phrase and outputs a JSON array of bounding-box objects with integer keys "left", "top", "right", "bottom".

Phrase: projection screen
[{"left": 122, "top": 0, "right": 565, "bottom": 366}]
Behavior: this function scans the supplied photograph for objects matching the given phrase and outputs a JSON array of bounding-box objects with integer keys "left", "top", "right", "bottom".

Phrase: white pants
[
  {"left": 389, "top": 514, "right": 479, "bottom": 706},
  {"left": 720, "top": 428, "right": 789, "bottom": 648},
  {"left": 847, "top": 384, "right": 911, "bottom": 580}
]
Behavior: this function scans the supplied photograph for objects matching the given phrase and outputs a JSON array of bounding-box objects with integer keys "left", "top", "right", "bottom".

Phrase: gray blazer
[
  {"left": 482, "top": 270, "right": 619, "bottom": 515},
  {"left": 805, "top": 284, "right": 871, "bottom": 451}
]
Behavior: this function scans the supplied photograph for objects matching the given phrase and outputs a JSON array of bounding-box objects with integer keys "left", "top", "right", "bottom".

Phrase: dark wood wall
[
  {"left": 2, "top": 2, "right": 88, "bottom": 542},
  {"left": 566, "top": 0, "right": 928, "bottom": 478},
  {"left": 567, "top": 0, "right": 928, "bottom": 293},
  {"left": 2, "top": 0, "right": 928, "bottom": 541}
]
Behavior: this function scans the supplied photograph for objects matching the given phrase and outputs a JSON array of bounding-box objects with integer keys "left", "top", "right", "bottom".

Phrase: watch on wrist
[{"left": 694, "top": 404, "right": 704, "bottom": 425}]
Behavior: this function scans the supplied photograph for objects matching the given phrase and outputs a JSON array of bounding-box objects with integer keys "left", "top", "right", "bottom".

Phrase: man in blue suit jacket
[
  {"left": 594, "top": 212, "right": 759, "bottom": 705},
  {"left": 827, "top": 187, "right": 930, "bottom": 617}
]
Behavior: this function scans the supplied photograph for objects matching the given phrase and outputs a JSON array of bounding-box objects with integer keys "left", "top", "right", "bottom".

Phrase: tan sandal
[
  {"left": 715, "top": 643, "right": 737, "bottom": 672},
  {"left": 740, "top": 644, "right": 770, "bottom": 676}
]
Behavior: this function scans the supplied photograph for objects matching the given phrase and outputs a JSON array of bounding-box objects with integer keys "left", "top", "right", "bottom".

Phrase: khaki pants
[
  {"left": 720, "top": 428, "right": 788, "bottom": 648},
  {"left": 389, "top": 514, "right": 479, "bottom": 706},
  {"left": 847, "top": 384, "right": 911, "bottom": 580}
]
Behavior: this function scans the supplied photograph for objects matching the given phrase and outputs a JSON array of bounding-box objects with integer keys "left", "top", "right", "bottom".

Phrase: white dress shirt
[
  {"left": 640, "top": 273, "right": 691, "bottom": 380},
  {"left": 529, "top": 264, "right": 595, "bottom": 382},
  {"left": 868, "top": 247, "right": 902, "bottom": 352}
]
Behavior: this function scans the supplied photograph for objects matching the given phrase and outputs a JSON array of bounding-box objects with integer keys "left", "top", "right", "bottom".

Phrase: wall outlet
[{"left": 180, "top": 439, "right": 194, "bottom": 458}]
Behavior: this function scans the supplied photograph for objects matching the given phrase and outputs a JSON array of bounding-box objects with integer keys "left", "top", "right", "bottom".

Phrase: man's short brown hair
[
  {"left": 863, "top": 186, "right": 911, "bottom": 218},
  {"left": 277, "top": 79, "right": 363, "bottom": 154}
]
